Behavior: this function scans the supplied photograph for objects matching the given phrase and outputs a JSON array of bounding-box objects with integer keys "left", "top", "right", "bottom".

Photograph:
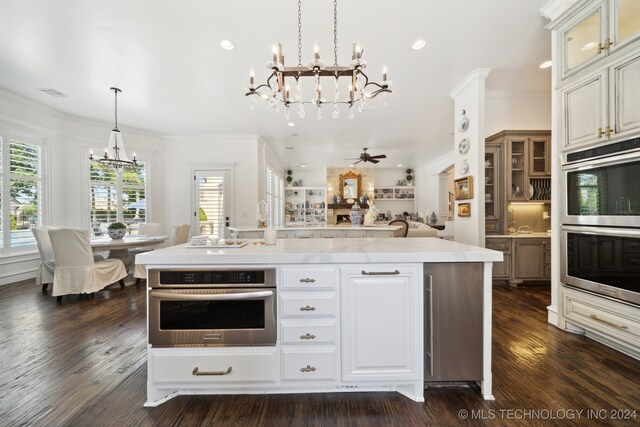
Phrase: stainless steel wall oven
[
  {"left": 148, "top": 268, "right": 276, "bottom": 347},
  {"left": 561, "top": 226, "right": 640, "bottom": 306},
  {"left": 561, "top": 137, "right": 640, "bottom": 227},
  {"left": 561, "top": 136, "right": 640, "bottom": 306}
]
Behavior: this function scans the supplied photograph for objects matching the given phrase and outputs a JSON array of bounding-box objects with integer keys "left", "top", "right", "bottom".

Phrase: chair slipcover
[
  {"left": 170, "top": 224, "right": 191, "bottom": 245},
  {"left": 138, "top": 222, "right": 164, "bottom": 236},
  {"left": 32, "top": 226, "right": 59, "bottom": 286},
  {"left": 133, "top": 224, "right": 190, "bottom": 280},
  {"left": 127, "top": 223, "right": 164, "bottom": 274},
  {"left": 49, "top": 228, "right": 127, "bottom": 297}
]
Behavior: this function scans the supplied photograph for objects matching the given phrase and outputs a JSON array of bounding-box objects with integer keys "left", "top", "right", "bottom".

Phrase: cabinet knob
[
  {"left": 299, "top": 305, "right": 316, "bottom": 311},
  {"left": 300, "top": 365, "right": 317, "bottom": 373},
  {"left": 299, "top": 333, "right": 316, "bottom": 340},
  {"left": 299, "top": 278, "right": 316, "bottom": 283}
]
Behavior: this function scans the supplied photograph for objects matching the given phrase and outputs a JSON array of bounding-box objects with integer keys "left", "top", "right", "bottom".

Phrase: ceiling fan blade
[
  {"left": 352, "top": 159, "right": 362, "bottom": 165},
  {"left": 369, "top": 159, "right": 380, "bottom": 164},
  {"left": 345, "top": 158, "right": 360, "bottom": 160},
  {"left": 369, "top": 154, "right": 386, "bottom": 159}
]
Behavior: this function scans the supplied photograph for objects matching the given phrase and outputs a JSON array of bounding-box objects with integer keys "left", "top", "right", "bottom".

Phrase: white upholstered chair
[
  {"left": 48, "top": 228, "right": 128, "bottom": 302},
  {"left": 126, "top": 222, "right": 164, "bottom": 274},
  {"left": 137, "top": 222, "right": 164, "bottom": 236},
  {"left": 133, "top": 224, "right": 190, "bottom": 286},
  {"left": 32, "top": 226, "right": 59, "bottom": 292}
]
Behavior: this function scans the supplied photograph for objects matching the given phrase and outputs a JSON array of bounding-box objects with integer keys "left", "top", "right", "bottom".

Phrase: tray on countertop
[{"left": 185, "top": 239, "right": 248, "bottom": 248}]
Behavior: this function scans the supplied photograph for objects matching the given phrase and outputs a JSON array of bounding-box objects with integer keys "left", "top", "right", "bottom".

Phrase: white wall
[
  {"left": 0, "top": 87, "right": 163, "bottom": 285},
  {"left": 449, "top": 69, "right": 490, "bottom": 246},
  {"left": 415, "top": 151, "right": 455, "bottom": 219},
  {"left": 486, "top": 91, "right": 551, "bottom": 135},
  {"left": 162, "top": 135, "right": 261, "bottom": 230}
]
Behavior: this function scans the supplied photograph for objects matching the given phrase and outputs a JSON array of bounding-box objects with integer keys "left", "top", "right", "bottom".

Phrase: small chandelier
[
  {"left": 245, "top": 0, "right": 391, "bottom": 120},
  {"left": 90, "top": 87, "right": 137, "bottom": 169}
]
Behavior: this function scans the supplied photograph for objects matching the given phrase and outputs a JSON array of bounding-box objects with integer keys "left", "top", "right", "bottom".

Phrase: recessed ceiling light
[
  {"left": 412, "top": 39, "right": 426, "bottom": 50},
  {"left": 397, "top": 164, "right": 403, "bottom": 167},
  {"left": 300, "top": 164, "right": 307, "bottom": 168},
  {"left": 349, "top": 164, "right": 354, "bottom": 167},
  {"left": 287, "top": 122, "right": 295, "bottom": 127},
  {"left": 220, "top": 40, "right": 235, "bottom": 50},
  {"left": 539, "top": 60, "right": 552, "bottom": 69},
  {"left": 285, "top": 146, "right": 294, "bottom": 150}
]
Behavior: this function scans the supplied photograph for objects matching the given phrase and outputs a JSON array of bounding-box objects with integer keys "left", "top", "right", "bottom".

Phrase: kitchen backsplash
[{"left": 507, "top": 204, "right": 551, "bottom": 233}]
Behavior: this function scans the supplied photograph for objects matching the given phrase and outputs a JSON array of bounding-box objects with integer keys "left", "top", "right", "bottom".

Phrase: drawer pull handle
[
  {"left": 299, "top": 278, "right": 316, "bottom": 283},
  {"left": 299, "top": 305, "right": 316, "bottom": 311},
  {"left": 300, "top": 365, "right": 317, "bottom": 373},
  {"left": 192, "top": 366, "right": 232, "bottom": 376},
  {"left": 361, "top": 270, "right": 400, "bottom": 276},
  {"left": 300, "top": 333, "right": 316, "bottom": 340},
  {"left": 589, "top": 314, "right": 628, "bottom": 330}
]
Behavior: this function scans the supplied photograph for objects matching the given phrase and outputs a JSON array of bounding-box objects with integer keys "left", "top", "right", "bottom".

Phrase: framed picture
[
  {"left": 454, "top": 176, "right": 473, "bottom": 200},
  {"left": 457, "top": 202, "right": 471, "bottom": 217}
]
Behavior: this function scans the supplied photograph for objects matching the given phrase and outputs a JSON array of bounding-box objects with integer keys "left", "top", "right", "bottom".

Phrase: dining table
[{"left": 90, "top": 234, "right": 169, "bottom": 270}]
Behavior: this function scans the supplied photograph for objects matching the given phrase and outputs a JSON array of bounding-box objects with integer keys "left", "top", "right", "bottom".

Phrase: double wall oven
[
  {"left": 561, "top": 137, "right": 640, "bottom": 306},
  {"left": 148, "top": 268, "right": 277, "bottom": 347}
]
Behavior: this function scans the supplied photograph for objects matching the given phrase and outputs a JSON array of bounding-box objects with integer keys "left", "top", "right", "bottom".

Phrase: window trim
[
  {"left": 83, "top": 143, "right": 152, "bottom": 231},
  {"left": 0, "top": 126, "right": 49, "bottom": 254}
]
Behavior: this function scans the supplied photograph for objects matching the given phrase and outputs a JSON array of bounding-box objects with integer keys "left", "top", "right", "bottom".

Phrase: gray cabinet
[
  {"left": 485, "top": 238, "right": 511, "bottom": 280},
  {"left": 512, "top": 238, "right": 549, "bottom": 285}
]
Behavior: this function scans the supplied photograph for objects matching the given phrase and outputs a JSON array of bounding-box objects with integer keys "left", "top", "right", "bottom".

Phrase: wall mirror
[{"left": 340, "top": 171, "right": 361, "bottom": 201}]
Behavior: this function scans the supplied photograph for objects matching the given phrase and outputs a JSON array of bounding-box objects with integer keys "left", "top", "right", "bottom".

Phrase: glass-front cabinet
[
  {"left": 507, "top": 137, "right": 528, "bottom": 201},
  {"left": 529, "top": 136, "right": 551, "bottom": 176},
  {"left": 612, "top": 0, "right": 640, "bottom": 50},
  {"left": 563, "top": 1, "right": 605, "bottom": 76},
  {"left": 484, "top": 145, "right": 501, "bottom": 235},
  {"left": 560, "top": 0, "right": 640, "bottom": 79}
]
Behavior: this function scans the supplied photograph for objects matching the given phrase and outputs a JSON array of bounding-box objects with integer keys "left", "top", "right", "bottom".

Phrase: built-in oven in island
[{"left": 148, "top": 268, "right": 277, "bottom": 347}]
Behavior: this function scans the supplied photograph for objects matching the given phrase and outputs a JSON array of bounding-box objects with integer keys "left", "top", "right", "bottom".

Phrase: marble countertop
[
  {"left": 487, "top": 232, "right": 551, "bottom": 238},
  {"left": 228, "top": 224, "right": 404, "bottom": 232},
  {"left": 138, "top": 237, "right": 502, "bottom": 265}
]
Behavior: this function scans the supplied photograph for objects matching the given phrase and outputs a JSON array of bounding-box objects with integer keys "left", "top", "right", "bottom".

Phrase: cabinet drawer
[
  {"left": 281, "top": 349, "right": 337, "bottom": 381},
  {"left": 150, "top": 349, "right": 276, "bottom": 383},
  {"left": 281, "top": 267, "right": 337, "bottom": 290},
  {"left": 280, "top": 293, "right": 337, "bottom": 317},
  {"left": 564, "top": 290, "right": 640, "bottom": 345},
  {"left": 486, "top": 238, "right": 509, "bottom": 251},
  {"left": 281, "top": 321, "right": 337, "bottom": 345}
]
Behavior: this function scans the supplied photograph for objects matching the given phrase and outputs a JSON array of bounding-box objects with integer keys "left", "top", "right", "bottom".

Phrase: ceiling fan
[{"left": 346, "top": 148, "right": 387, "bottom": 164}]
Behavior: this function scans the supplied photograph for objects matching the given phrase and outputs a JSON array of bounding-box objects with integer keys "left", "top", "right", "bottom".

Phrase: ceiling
[{"left": 0, "top": 0, "right": 552, "bottom": 168}]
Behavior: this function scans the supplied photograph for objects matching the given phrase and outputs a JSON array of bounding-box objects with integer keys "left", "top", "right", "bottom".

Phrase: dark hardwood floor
[{"left": 1, "top": 281, "right": 639, "bottom": 426}]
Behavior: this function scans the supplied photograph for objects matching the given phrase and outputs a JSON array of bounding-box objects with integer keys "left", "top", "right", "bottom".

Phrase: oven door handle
[{"left": 150, "top": 290, "right": 273, "bottom": 300}]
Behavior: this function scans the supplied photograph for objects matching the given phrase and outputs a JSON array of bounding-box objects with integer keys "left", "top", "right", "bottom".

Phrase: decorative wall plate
[
  {"left": 460, "top": 160, "right": 469, "bottom": 175},
  {"left": 458, "top": 116, "right": 469, "bottom": 132},
  {"left": 458, "top": 138, "right": 470, "bottom": 154}
]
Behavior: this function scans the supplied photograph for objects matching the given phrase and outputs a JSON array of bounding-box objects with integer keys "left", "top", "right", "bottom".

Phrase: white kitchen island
[{"left": 139, "top": 237, "right": 502, "bottom": 406}]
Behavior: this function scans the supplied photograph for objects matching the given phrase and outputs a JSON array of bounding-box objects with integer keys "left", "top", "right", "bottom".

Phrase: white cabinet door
[
  {"left": 562, "top": 70, "right": 608, "bottom": 150},
  {"left": 340, "top": 265, "right": 422, "bottom": 382},
  {"left": 611, "top": 49, "right": 640, "bottom": 139}
]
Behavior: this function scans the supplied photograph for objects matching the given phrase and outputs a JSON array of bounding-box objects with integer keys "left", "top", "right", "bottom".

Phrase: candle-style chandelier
[
  {"left": 245, "top": 0, "right": 391, "bottom": 120},
  {"left": 89, "top": 87, "right": 137, "bottom": 169}
]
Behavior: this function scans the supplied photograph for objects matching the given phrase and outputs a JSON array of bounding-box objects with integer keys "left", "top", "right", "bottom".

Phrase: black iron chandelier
[
  {"left": 90, "top": 87, "right": 137, "bottom": 169},
  {"left": 245, "top": 0, "right": 391, "bottom": 120}
]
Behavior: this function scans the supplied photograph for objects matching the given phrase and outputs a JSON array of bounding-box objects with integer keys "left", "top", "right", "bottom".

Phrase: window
[
  {"left": 89, "top": 160, "right": 147, "bottom": 234},
  {"left": 266, "top": 166, "right": 284, "bottom": 227},
  {"left": 0, "top": 130, "right": 45, "bottom": 253}
]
